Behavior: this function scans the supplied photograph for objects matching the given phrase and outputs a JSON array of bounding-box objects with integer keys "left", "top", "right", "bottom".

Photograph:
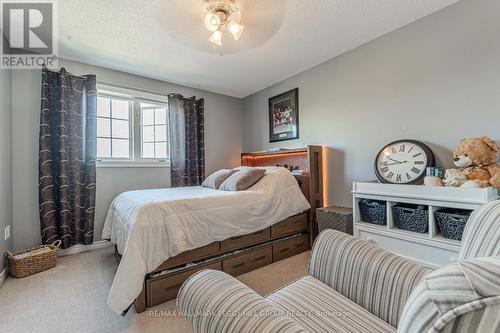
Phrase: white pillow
[
  {"left": 202, "top": 169, "right": 238, "bottom": 189},
  {"left": 219, "top": 168, "right": 266, "bottom": 191}
]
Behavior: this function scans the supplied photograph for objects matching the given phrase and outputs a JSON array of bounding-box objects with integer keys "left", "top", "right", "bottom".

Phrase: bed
[{"left": 103, "top": 145, "right": 323, "bottom": 315}]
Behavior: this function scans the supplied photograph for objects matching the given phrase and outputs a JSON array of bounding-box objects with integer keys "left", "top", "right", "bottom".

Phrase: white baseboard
[
  {"left": 58, "top": 240, "right": 114, "bottom": 257},
  {"left": 0, "top": 267, "right": 7, "bottom": 289}
]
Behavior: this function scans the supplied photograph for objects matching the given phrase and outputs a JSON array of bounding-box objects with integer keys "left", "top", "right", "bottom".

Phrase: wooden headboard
[{"left": 241, "top": 145, "right": 324, "bottom": 239}]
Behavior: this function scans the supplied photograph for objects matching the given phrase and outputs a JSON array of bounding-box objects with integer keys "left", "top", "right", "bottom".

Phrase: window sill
[{"left": 96, "top": 160, "right": 170, "bottom": 168}]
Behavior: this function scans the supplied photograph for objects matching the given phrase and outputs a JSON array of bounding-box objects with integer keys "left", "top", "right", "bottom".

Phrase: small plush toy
[
  {"left": 443, "top": 169, "right": 469, "bottom": 187},
  {"left": 450, "top": 136, "right": 500, "bottom": 189},
  {"left": 424, "top": 176, "right": 444, "bottom": 187}
]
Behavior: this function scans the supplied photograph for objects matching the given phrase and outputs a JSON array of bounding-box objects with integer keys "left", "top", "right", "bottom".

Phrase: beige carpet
[{"left": 0, "top": 246, "right": 309, "bottom": 333}]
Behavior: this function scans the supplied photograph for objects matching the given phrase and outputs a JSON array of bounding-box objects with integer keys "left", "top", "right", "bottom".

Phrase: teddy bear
[{"left": 448, "top": 136, "right": 500, "bottom": 189}]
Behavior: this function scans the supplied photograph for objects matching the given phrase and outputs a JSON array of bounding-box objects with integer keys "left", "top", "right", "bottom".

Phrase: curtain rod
[
  {"left": 43, "top": 67, "right": 89, "bottom": 79},
  {"left": 43, "top": 72, "right": 181, "bottom": 98}
]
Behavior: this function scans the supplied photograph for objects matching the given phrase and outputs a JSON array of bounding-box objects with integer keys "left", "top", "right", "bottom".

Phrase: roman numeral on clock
[
  {"left": 381, "top": 166, "right": 389, "bottom": 173},
  {"left": 399, "top": 144, "right": 405, "bottom": 152},
  {"left": 396, "top": 174, "right": 402, "bottom": 182},
  {"left": 411, "top": 167, "right": 421, "bottom": 174},
  {"left": 387, "top": 172, "right": 394, "bottom": 180},
  {"left": 406, "top": 172, "right": 412, "bottom": 180},
  {"left": 414, "top": 161, "right": 424, "bottom": 165}
]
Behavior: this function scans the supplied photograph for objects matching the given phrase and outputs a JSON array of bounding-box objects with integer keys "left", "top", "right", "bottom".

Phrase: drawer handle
[
  {"left": 279, "top": 247, "right": 290, "bottom": 253},
  {"left": 232, "top": 263, "right": 245, "bottom": 269},
  {"left": 254, "top": 255, "right": 267, "bottom": 262}
]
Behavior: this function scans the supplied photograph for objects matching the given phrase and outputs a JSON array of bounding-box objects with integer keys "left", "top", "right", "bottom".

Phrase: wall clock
[{"left": 374, "top": 140, "right": 435, "bottom": 185}]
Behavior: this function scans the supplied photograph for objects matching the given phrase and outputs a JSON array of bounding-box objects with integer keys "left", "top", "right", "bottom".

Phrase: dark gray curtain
[
  {"left": 39, "top": 68, "right": 97, "bottom": 248},
  {"left": 168, "top": 94, "right": 205, "bottom": 187}
]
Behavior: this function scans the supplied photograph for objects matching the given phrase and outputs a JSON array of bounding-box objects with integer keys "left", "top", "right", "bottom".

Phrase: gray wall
[
  {"left": 0, "top": 68, "right": 13, "bottom": 270},
  {"left": 242, "top": 0, "right": 500, "bottom": 208},
  {"left": 12, "top": 59, "right": 242, "bottom": 249}
]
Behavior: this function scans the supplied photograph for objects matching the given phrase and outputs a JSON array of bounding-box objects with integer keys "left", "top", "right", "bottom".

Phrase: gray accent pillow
[
  {"left": 202, "top": 169, "right": 238, "bottom": 189},
  {"left": 219, "top": 168, "right": 266, "bottom": 191}
]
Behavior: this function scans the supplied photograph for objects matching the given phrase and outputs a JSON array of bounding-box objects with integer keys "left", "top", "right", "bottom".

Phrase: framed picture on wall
[{"left": 268, "top": 88, "right": 299, "bottom": 142}]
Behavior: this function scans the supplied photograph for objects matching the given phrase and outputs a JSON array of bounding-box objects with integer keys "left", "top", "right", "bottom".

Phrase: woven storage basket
[
  {"left": 6, "top": 240, "right": 62, "bottom": 278},
  {"left": 359, "top": 200, "right": 387, "bottom": 226},
  {"left": 435, "top": 209, "right": 472, "bottom": 241},
  {"left": 392, "top": 204, "right": 428, "bottom": 234},
  {"left": 317, "top": 206, "right": 353, "bottom": 234}
]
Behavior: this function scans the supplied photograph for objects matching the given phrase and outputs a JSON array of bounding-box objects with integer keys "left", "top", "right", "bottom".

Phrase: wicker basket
[
  {"left": 392, "top": 204, "right": 429, "bottom": 234},
  {"left": 6, "top": 240, "right": 62, "bottom": 278},
  {"left": 317, "top": 206, "right": 353, "bottom": 234},
  {"left": 359, "top": 200, "right": 387, "bottom": 225},
  {"left": 435, "top": 209, "right": 472, "bottom": 241}
]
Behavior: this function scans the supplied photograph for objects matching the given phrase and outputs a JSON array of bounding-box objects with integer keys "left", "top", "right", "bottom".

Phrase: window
[
  {"left": 97, "top": 96, "right": 131, "bottom": 159},
  {"left": 140, "top": 102, "right": 169, "bottom": 160},
  {"left": 96, "top": 85, "right": 169, "bottom": 166}
]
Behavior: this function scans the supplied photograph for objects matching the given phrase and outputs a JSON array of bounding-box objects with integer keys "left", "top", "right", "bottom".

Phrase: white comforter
[{"left": 102, "top": 167, "right": 310, "bottom": 315}]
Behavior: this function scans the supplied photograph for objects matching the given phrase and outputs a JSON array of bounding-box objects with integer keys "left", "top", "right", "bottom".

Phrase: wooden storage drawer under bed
[
  {"left": 146, "top": 261, "right": 222, "bottom": 307},
  {"left": 152, "top": 242, "right": 220, "bottom": 273},
  {"left": 271, "top": 213, "right": 308, "bottom": 238},
  {"left": 272, "top": 234, "right": 310, "bottom": 262},
  {"left": 222, "top": 246, "right": 273, "bottom": 276},
  {"left": 221, "top": 228, "right": 271, "bottom": 252}
]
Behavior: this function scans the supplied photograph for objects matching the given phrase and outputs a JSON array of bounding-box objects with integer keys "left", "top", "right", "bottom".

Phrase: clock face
[{"left": 375, "top": 140, "right": 434, "bottom": 184}]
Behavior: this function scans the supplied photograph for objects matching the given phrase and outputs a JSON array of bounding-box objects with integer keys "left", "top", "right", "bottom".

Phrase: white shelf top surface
[{"left": 353, "top": 181, "right": 499, "bottom": 204}]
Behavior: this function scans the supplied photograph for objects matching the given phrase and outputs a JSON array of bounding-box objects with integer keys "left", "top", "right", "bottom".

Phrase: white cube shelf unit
[{"left": 352, "top": 181, "right": 498, "bottom": 269}]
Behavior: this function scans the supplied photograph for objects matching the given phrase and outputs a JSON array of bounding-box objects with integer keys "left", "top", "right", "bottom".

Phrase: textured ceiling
[{"left": 59, "top": 0, "right": 459, "bottom": 98}]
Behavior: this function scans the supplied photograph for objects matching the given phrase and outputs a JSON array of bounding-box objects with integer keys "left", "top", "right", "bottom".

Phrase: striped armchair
[{"left": 178, "top": 201, "right": 500, "bottom": 333}]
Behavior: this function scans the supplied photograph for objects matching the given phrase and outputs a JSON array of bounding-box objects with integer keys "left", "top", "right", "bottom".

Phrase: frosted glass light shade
[
  {"left": 209, "top": 30, "right": 223, "bottom": 46},
  {"left": 204, "top": 13, "right": 221, "bottom": 32},
  {"left": 228, "top": 21, "right": 244, "bottom": 40}
]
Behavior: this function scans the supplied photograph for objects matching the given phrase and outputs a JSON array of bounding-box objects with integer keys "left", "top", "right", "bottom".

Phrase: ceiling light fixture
[{"left": 203, "top": 0, "right": 244, "bottom": 47}]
